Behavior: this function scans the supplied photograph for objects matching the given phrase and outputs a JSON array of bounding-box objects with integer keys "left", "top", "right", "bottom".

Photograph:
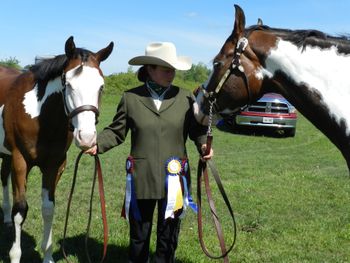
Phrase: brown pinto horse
[
  {"left": 194, "top": 4, "right": 350, "bottom": 173},
  {"left": 0, "top": 36, "right": 113, "bottom": 263}
]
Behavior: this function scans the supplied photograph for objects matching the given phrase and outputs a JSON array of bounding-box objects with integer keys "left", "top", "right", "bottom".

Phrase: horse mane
[
  {"left": 29, "top": 48, "right": 92, "bottom": 100},
  {"left": 245, "top": 24, "right": 350, "bottom": 54}
]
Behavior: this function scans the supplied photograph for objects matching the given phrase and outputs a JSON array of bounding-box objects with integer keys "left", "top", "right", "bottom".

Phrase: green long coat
[{"left": 97, "top": 84, "right": 207, "bottom": 199}]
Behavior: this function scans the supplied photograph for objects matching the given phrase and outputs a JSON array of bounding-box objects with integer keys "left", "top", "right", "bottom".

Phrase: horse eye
[
  {"left": 213, "top": 61, "right": 221, "bottom": 68},
  {"left": 213, "top": 61, "right": 223, "bottom": 68},
  {"left": 65, "top": 83, "right": 72, "bottom": 89}
]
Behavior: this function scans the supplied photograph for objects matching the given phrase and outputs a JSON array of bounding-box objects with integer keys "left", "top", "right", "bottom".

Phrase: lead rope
[
  {"left": 197, "top": 99, "right": 237, "bottom": 262},
  {"left": 62, "top": 151, "right": 108, "bottom": 263}
]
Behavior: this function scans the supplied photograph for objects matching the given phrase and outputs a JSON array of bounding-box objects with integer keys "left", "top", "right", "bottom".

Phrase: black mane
[
  {"left": 30, "top": 55, "right": 67, "bottom": 82},
  {"left": 30, "top": 48, "right": 92, "bottom": 100},
  {"left": 246, "top": 25, "right": 350, "bottom": 54}
]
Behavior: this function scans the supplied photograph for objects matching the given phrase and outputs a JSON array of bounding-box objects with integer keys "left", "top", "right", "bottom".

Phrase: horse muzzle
[{"left": 74, "top": 129, "right": 97, "bottom": 150}]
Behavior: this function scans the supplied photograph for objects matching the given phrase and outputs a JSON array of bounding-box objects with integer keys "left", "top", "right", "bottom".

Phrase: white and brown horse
[
  {"left": 195, "top": 4, "right": 350, "bottom": 173},
  {"left": 0, "top": 36, "right": 113, "bottom": 263}
]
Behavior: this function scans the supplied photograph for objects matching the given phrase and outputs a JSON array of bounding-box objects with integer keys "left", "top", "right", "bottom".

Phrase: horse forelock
[
  {"left": 30, "top": 55, "right": 67, "bottom": 82},
  {"left": 30, "top": 48, "right": 92, "bottom": 81},
  {"left": 29, "top": 48, "right": 94, "bottom": 100}
]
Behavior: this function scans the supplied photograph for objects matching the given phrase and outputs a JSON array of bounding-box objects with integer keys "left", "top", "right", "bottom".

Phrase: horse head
[
  {"left": 195, "top": 4, "right": 350, "bottom": 172},
  {"left": 61, "top": 36, "right": 114, "bottom": 149},
  {"left": 194, "top": 5, "right": 271, "bottom": 125}
]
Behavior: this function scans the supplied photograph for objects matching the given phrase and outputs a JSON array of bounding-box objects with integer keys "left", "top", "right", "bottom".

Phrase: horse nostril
[{"left": 77, "top": 130, "right": 96, "bottom": 146}]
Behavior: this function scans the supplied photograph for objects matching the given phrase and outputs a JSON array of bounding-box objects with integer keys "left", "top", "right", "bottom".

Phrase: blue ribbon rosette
[{"left": 122, "top": 156, "right": 141, "bottom": 221}]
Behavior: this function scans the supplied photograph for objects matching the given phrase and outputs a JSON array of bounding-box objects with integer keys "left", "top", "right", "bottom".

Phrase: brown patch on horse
[{"left": 0, "top": 66, "right": 22, "bottom": 105}]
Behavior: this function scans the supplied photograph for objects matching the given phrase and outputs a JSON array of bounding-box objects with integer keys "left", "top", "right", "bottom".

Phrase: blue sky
[{"left": 1, "top": 0, "right": 350, "bottom": 75}]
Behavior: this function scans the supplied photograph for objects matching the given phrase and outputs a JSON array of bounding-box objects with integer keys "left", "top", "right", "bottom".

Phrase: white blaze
[{"left": 64, "top": 65, "right": 104, "bottom": 149}]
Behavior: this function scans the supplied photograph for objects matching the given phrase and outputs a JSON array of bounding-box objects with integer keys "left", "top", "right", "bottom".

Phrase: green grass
[{"left": 1, "top": 95, "right": 350, "bottom": 262}]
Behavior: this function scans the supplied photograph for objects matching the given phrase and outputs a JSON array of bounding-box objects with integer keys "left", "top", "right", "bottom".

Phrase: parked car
[{"left": 218, "top": 93, "right": 297, "bottom": 137}]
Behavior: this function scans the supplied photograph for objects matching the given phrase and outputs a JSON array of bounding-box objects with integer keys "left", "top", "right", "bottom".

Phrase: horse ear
[
  {"left": 65, "top": 36, "right": 76, "bottom": 59},
  {"left": 233, "top": 5, "right": 246, "bottom": 40},
  {"left": 95, "top": 42, "right": 114, "bottom": 62},
  {"left": 257, "top": 18, "right": 263, "bottom": 26}
]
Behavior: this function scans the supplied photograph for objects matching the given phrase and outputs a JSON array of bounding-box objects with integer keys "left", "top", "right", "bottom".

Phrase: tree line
[{"left": 0, "top": 57, "right": 211, "bottom": 95}]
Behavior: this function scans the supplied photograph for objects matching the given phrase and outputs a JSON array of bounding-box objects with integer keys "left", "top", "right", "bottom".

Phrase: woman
[{"left": 86, "top": 42, "right": 213, "bottom": 262}]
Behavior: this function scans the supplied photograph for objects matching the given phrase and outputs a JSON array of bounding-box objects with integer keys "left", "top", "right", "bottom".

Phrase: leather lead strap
[
  {"left": 62, "top": 151, "right": 108, "bottom": 263},
  {"left": 197, "top": 136, "right": 237, "bottom": 262}
]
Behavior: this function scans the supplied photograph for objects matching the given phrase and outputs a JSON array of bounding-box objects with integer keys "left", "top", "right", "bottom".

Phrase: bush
[{"left": 0, "top": 57, "right": 22, "bottom": 70}]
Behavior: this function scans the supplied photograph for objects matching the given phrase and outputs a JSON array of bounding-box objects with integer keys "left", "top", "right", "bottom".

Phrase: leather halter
[
  {"left": 201, "top": 37, "right": 251, "bottom": 112},
  {"left": 61, "top": 68, "right": 100, "bottom": 128}
]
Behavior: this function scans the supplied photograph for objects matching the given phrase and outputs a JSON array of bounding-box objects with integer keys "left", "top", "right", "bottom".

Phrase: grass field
[{"left": 1, "top": 94, "right": 350, "bottom": 263}]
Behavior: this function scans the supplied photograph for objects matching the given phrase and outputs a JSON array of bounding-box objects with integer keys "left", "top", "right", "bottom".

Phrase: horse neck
[
  {"left": 259, "top": 40, "right": 350, "bottom": 171},
  {"left": 260, "top": 38, "right": 350, "bottom": 133}
]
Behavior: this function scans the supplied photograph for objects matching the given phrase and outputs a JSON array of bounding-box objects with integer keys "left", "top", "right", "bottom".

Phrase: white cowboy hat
[{"left": 128, "top": 42, "right": 192, "bottom": 70}]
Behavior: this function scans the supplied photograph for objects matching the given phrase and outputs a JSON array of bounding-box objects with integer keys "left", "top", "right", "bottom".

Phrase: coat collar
[{"left": 137, "top": 84, "right": 179, "bottom": 114}]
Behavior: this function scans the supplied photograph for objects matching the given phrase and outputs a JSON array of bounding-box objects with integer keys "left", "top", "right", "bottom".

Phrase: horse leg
[
  {"left": 1, "top": 154, "right": 12, "bottom": 225},
  {"left": 40, "top": 158, "right": 66, "bottom": 263},
  {"left": 9, "top": 151, "right": 29, "bottom": 263},
  {"left": 40, "top": 187, "right": 55, "bottom": 263}
]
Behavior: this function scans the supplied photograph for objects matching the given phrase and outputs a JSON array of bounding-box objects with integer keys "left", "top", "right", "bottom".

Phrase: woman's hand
[
  {"left": 84, "top": 145, "right": 98, "bottom": 156},
  {"left": 201, "top": 144, "right": 214, "bottom": 161}
]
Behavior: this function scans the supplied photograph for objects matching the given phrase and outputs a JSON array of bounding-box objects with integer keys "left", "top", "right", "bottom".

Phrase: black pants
[{"left": 128, "top": 199, "right": 181, "bottom": 263}]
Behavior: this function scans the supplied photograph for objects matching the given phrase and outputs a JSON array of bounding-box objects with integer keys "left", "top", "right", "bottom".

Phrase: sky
[{"left": 1, "top": 0, "right": 350, "bottom": 75}]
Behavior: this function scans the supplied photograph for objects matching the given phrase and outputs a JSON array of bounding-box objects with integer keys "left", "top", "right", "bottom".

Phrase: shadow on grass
[
  {"left": 55, "top": 234, "right": 129, "bottom": 262},
  {"left": 55, "top": 235, "right": 195, "bottom": 263},
  {"left": 1, "top": 208, "right": 196, "bottom": 263},
  {"left": 216, "top": 120, "right": 292, "bottom": 138}
]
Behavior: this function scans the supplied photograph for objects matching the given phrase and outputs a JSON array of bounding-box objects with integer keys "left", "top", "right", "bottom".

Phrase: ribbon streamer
[{"left": 122, "top": 156, "right": 141, "bottom": 221}]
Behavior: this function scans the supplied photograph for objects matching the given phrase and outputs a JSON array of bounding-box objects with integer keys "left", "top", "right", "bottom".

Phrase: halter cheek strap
[
  {"left": 231, "top": 38, "right": 249, "bottom": 72},
  {"left": 61, "top": 70, "right": 100, "bottom": 127},
  {"left": 212, "top": 37, "right": 251, "bottom": 104}
]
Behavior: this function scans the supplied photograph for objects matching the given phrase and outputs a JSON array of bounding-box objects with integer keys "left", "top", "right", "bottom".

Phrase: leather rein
[
  {"left": 196, "top": 100, "right": 237, "bottom": 262},
  {"left": 61, "top": 151, "right": 108, "bottom": 263},
  {"left": 196, "top": 37, "right": 250, "bottom": 262}
]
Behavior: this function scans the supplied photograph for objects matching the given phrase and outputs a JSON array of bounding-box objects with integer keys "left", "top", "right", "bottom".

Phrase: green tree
[
  {"left": 104, "top": 67, "right": 141, "bottom": 96},
  {"left": 182, "top": 62, "right": 211, "bottom": 83},
  {"left": 174, "top": 62, "right": 211, "bottom": 91},
  {"left": 0, "top": 57, "right": 22, "bottom": 69}
]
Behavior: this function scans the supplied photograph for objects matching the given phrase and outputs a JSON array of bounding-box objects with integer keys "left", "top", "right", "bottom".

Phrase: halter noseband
[
  {"left": 201, "top": 37, "right": 251, "bottom": 110},
  {"left": 61, "top": 69, "right": 100, "bottom": 128}
]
